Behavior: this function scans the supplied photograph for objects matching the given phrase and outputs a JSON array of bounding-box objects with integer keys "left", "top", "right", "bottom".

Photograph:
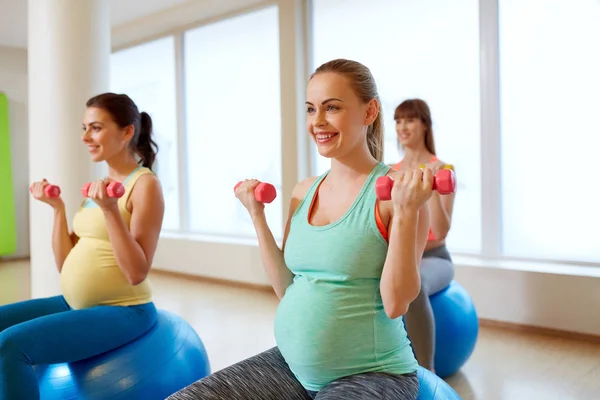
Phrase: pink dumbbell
[
  {"left": 81, "top": 181, "right": 125, "bottom": 198},
  {"left": 376, "top": 169, "right": 456, "bottom": 201},
  {"left": 29, "top": 182, "right": 61, "bottom": 198},
  {"left": 234, "top": 181, "right": 277, "bottom": 204}
]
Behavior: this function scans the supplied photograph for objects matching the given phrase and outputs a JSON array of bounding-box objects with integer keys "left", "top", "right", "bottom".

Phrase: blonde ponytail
[{"left": 367, "top": 101, "right": 384, "bottom": 161}]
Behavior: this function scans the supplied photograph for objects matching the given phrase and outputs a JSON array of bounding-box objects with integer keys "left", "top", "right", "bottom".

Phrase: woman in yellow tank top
[
  {"left": 391, "top": 99, "right": 457, "bottom": 374},
  {"left": 0, "top": 93, "right": 165, "bottom": 399}
]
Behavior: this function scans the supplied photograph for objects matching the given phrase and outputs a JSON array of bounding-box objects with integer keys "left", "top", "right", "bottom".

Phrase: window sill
[
  {"left": 158, "top": 231, "right": 600, "bottom": 278},
  {"left": 452, "top": 254, "right": 600, "bottom": 278},
  {"left": 159, "top": 230, "right": 284, "bottom": 247}
]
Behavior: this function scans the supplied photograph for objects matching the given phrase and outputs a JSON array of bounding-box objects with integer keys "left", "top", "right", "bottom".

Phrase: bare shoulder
[
  {"left": 133, "top": 173, "right": 163, "bottom": 195},
  {"left": 129, "top": 173, "right": 165, "bottom": 211},
  {"left": 292, "top": 176, "right": 319, "bottom": 200},
  {"left": 284, "top": 176, "right": 319, "bottom": 226}
]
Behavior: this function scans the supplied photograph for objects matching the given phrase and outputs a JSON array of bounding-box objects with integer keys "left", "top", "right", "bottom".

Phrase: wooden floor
[{"left": 2, "top": 260, "right": 600, "bottom": 399}]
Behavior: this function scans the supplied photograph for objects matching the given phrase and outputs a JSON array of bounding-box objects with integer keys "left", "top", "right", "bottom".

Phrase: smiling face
[
  {"left": 82, "top": 107, "right": 133, "bottom": 163},
  {"left": 396, "top": 116, "right": 427, "bottom": 149},
  {"left": 306, "top": 72, "right": 375, "bottom": 160},
  {"left": 394, "top": 99, "right": 435, "bottom": 153}
]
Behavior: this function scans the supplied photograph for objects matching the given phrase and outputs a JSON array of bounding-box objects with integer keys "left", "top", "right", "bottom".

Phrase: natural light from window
[
  {"left": 499, "top": 0, "right": 600, "bottom": 262},
  {"left": 110, "top": 36, "right": 180, "bottom": 231},
  {"left": 183, "top": 6, "right": 283, "bottom": 239}
]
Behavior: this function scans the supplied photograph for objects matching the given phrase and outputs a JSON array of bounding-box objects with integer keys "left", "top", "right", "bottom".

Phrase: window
[
  {"left": 110, "top": 36, "right": 180, "bottom": 231},
  {"left": 311, "top": 0, "right": 481, "bottom": 252},
  {"left": 499, "top": 0, "right": 600, "bottom": 262},
  {"left": 183, "top": 6, "right": 283, "bottom": 239}
]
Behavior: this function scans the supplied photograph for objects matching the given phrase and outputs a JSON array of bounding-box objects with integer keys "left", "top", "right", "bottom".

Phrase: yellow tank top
[{"left": 60, "top": 167, "right": 154, "bottom": 310}]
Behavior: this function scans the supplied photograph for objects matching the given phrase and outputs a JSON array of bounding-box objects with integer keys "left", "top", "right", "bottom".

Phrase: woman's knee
[
  {"left": 130, "top": 302, "right": 158, "bottom": 332},
  {"left": 420, "top": 257, "right": 454, "bottom": 295},
  {"left": 0, "top": 327, "right": 25, "bottom": 361},
  {"left": 316, "top": 372, "right": 419, "bottom": 400},
  {"left": 168, "top": 347, "right": 309, "bottom": 400}
]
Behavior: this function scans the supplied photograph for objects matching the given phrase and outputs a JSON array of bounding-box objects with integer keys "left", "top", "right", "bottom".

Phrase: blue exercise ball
[
  {"left": 430, "top": 280, "right": 478, "bottom": 378},
  {"left": 34, "top": 309, "right": 210, "bottom": 399},
  {"left": 417, "top": 367, "right": 461, "bottom": 400}
]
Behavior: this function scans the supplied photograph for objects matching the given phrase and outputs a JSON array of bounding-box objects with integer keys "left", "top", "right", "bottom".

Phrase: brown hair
[
  {"left": 394, "top": 98, "right": 436, "bottom": 155},
  {"left": 311, "top": 59, "right": 384, "bottom": 161},
  {"left": 86, "top": 93, "right": 158, "bottom": 170}
]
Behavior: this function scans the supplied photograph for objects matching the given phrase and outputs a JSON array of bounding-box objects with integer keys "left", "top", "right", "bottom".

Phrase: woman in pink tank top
[{"left": 391, "top": 99, "right": 457, "bottom": 374}]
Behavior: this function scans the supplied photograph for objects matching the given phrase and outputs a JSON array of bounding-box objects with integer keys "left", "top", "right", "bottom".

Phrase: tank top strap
[
  {"left": 119, "top": 166, "right": 155, "bottom": 205},
  {"left": 360, "top": 162, "right": 392, "bottom": 204},
  {"left": 291, "top": 170, "right": 329, "bottom": 221},
  {"left": 292, "top": 163, "right": 389, "bottom": 223},
  {"left": 375, "top": 161, "right": 393, "bottom": 180}
]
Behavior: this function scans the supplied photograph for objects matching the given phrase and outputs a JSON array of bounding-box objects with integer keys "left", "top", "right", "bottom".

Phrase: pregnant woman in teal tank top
[{"left": 168, "top": 59, "right": 435, "bottom": 400}]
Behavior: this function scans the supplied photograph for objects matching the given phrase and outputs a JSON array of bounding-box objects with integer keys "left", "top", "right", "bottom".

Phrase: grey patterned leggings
[{"left": 167, "top": 347, "right": 419, "bottom": 400}]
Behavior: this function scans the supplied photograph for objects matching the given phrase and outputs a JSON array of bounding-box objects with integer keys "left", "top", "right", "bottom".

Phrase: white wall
[
  {"left": 0, "top": 46, "right": 28, "bottom": 259},
  {"left": 453, "top": 257, "right": 600, "bottom": 336}
]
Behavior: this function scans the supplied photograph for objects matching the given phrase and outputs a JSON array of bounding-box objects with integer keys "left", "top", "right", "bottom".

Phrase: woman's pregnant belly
[
  {"left": 60, "top": 238, "right": 143, "bottom": 309},
  {"left": 274, "top": 276, "right": 409, "bottom": 390}
]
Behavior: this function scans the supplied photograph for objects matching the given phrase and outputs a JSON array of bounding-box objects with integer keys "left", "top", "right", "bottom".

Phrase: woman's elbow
[
  {"left": 435, "top": 231, "right": 449, "bottom": 241},
  {"left": 383, "top": 290, "right": 419, "bottom": 319},
  {"left": 274, "top": 288, "right": 286, "bottom": 300},
  {"left": 384, "top": 302, "right": 409, "bottom": 320},
  {"left": 127, "top": 266, "right": 150, "bottom": 286},
  {"left": 383, "top": 295, "right": 417, "bottom": 319},
  {"left": 433, "top": 223, "right": 451, "bottom": 240},
  {"left": 127, "top": 276, "right": 145, "bottom": 286}
]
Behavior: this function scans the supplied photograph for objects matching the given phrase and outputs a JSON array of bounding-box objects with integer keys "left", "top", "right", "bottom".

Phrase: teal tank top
[{"left": 274, "top": 161, "right": 419, "bottom": 392}]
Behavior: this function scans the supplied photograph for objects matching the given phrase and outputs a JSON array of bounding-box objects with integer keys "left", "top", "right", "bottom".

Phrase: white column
[
  {"left": 28, "top": 0, "right": 110, "bottom": 298},
  {"left": 479, "top": 0, "right": 501, "bottom": 258},
  {"left": 278, "top": 0, "right": 310, "bottom": 230}
]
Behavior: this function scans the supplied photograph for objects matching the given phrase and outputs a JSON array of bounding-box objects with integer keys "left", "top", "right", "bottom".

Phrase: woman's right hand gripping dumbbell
[
  {"left": 29, "top": 179, "right": 63, "bottom": 208},
  {"left": 234, "top": 179, "right": 277, "bottom": 218}
]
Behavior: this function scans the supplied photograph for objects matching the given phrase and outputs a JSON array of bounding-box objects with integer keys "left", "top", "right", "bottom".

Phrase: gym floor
[{"left": 1, "top": 260, "right": 599, "bottom": 400}]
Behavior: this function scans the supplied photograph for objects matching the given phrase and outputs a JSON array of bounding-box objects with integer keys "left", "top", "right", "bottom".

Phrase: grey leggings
[
  {"left": 405, "top": 244, "right": 454, "bottom": 372},
  {"left": 167, "top": 347, "right": 419, "bottom": 400}
]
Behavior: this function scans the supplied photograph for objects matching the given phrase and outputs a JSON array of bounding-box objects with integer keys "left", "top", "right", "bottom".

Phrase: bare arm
[
  {"left": 380, "top": 202, "right": 430, "bottom": 319},
  {"left": 429, "top": 190, "right": 455, "bottom": 240},
  {"left": 429, "top": 164, "right": 456, "bottom": 239},
  {"left": 251, "top": 177, "right": 315, "bottom": 299},
  {"left": 52, "top": 202, "right": 78, "bottom": 273},
  {"left": 102, "top": 175, "right": 165, "bottom": 285},
  {"left": 251, "top": 212, "right": 293, "bottom": 299}
]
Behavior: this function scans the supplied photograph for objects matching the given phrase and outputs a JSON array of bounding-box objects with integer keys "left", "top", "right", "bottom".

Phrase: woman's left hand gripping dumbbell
[
  {"left": 81, "top": 179, "right": 124, "bottom": 211},
  {"left": 234, "top": 179, "right": 277, "bottom": 218}
]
